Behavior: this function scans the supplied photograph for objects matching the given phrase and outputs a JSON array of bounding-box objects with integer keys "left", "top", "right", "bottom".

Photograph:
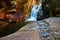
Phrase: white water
[{"left": 26, "top": 4, "right": 42, "bottom": 21}]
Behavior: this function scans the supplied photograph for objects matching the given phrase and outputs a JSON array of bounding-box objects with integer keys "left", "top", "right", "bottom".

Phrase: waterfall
[{"left": 26, "top": 4, "right": 42, "bottom": 21}]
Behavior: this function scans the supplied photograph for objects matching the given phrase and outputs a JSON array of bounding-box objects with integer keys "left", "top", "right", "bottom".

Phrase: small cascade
[{"left": 25, "top": 4, "right": 43, "bottom": 21}]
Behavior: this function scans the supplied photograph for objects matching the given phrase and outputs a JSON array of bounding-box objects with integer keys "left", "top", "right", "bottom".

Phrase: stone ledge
[{"left": 0, "top": 30, "right": 41, "bottom": 40}]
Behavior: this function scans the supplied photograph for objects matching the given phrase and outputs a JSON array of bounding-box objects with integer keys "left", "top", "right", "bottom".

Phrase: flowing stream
[{"left": 26, "top": 4, "right": 43, "bottom": 21}]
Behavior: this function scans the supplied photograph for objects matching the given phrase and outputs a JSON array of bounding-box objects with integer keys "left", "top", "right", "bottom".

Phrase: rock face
[
  {"left": 20, "top": 17, "right": 60, "bottom": 40},
  {"left": 20, "top": 17, "right": 60, "bottom": 31},
  {"left": 0, "top": 17, "right": 60, "bottom": 40},
  {"left": 49, "top": 17, "right": 60, "bottom": 28},
  {"left": 0, "top": 30, "right": 41, "bottom": 40},
  {"left": 0, "top": 8, "right": 6, "bottom": 20}
]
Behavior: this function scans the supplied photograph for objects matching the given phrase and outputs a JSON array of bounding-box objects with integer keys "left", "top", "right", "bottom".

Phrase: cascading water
[{"left": 26, "top": 4, "right": 43, "bottom": 21}]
